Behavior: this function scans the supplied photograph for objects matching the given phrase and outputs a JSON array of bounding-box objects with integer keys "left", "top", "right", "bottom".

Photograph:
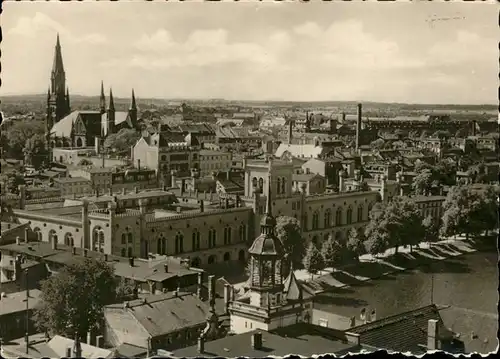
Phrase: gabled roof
[
  {"left": 283, "top": 270, "right": 303, "bottom": 301},
  {"left": 105, "top": 292, "right": 211, "bottom": 337},
  {"left": 348, "top": 305, "right": 452, "bottom": 354},
  {"left": 51, "top": 111, "right": 101, "bottom": 138}
]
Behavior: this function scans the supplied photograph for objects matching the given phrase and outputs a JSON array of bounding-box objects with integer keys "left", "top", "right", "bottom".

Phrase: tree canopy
[
  {"left": 347, "top": 228, "right": 366, "bottom": 261},
  {"left": 34, "top": 258, "right": 120, "bottom": 339},
  {"left": 302, "top": 242, "right": 325, "bottom": 278},
  {"left": 320, "top": 235, "right": 343, "bottom": 268},
  {"left": 275, "top": 216, "right": 304, "bottom": 269},
  {"left": 103, "top": 128, "right": 141, "bottom": 154},
  {"left": 2, "top": 119, "right": 45, "bottom": 159}
]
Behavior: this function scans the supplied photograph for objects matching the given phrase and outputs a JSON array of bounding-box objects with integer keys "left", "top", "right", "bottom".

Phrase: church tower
[
  {"left": 99, "top": 81, "right": 106, "bottom": 115},
  {"left": 228, "top": 179, "right": 310, "bottom": 334},
  {"left": 47, "top": 34, "right": 71, "bottom": 125},
  {"left": 128, "top": 89, "right": 138, "bottom": 128}
]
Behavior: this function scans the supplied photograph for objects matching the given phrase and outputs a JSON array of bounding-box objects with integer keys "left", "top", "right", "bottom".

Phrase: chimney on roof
[
  {"left": 208, "top": 275, "right": 215, "bottom": 306},
  {"left": 197, "top": 335, "right": 205, "bottom": 354},
  {"left": 24, "top": 228, "right": 29, "bottom": 243},
  {"left": 16, "top": 236, "right": 21, "bottom": 245},
  {"left": 86, "top": 332, "right": 92, "bottom": 346},
  {"left": 65, "top": 347, "right": 72, "bottom": 358},
  {"left": 251, "top": 332, "right": 263, "bottom": 350},
  {"left": 96, "top": 335, "right": 104, "bottom": 349},
  {"left": 427, "top": 319, "right": 439, "bottom": 351},
  {"left": 164, "top": 264, "right": 168, "bottom": 273},
  {"left": 83, "top": 249, "right": 88, "bottom": 257},
  {"left": 129, "top": 257, "right": 135, "bottom": 267},
  {"left": 224, "top": 284, "right": 231, "bottom": 314},
  {"left": 197, "top": 272, "right": 203, "bottom": 298}
]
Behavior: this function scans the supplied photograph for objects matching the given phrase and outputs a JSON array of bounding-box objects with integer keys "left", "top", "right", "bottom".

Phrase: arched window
[
  {"left": 335, "top": 231, "right": 342, "bottom": 243},
  {"left": 98, "top": 231, "right": 105, "bottom": 253},
  {"left": 48, "top": 230, "right": 58, "bottom": 245},
  {"left": 157, "top": 234, "right": 166, "bottom": 255},
  {"left": 175, "top": 232, "right": 184, "bottom": 254},
  {"left": 223, "top": 252, "right": 231, "bottom": 261},
  {"left": 208, "top": 255, "right": 217, "bottom": 265},
  {"left": 357, "top": 205, "right": 364, "bottom": 222},
  {"left": 121, "top": 233, "right": 126, "bottom": 244},
  {"left": 252, "top": 177, "right": 258, "bottom": 192},
  {"left": 92, "top": 227, "right": 104, "bottom": 252},
  {"left": 208, "top": 228, "right": 217, "bottom": 248},
  {"left": 277, "top": 178, "right": 282, "bottom": 194},
  {"left": 258, "top": 178, "right": 264, "bottom": 191},
  {"left": 239, "top": 224, "right": 246, "bottom": 242},
  {"left": 324, "top": 209, "right": 331, "bottom": 228},
  {"left": 121, "top": 248, "right": 126, "bottom": 257},
  {"left": 223, "top": 226, "right": 232, "bottom": 245},
  {"left": 281, "top": 177, "right": 286, "bottom": 195},
  {"left": 33, "top": 228, "right": 42, "bottom": 241},
  {"left": 346, "top": 207, "right": 353, "bottom": 225},
  {"left": 192, "top": 230, "right": 201, "bottom": 251},
  {"left": 64, "top": 233, "right": 74, "bottom": 246},
  {"left": 127, "top": 232, "right": 133, "bottom": 243},
  {"left": 335, "top": 208, "right": 343, "bottom": 226},
  {"left": 312, "top": 211, "right": 319, "bottom": 230}
]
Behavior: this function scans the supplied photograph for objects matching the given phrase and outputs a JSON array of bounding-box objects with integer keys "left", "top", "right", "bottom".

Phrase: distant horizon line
[{"left": 1, "top": 92, "right": 497, "bottom": 108}]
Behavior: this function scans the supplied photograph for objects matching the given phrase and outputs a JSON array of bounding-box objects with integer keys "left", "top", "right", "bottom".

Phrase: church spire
[
  {"left": 100, "top": 81, "right": 106, "bottom": 113},
  {"left": 130, "top": 89, "right": 137, "bottom": 111},
  {"left": 66, "top": 87, "right": 70, "bottom": 110},
  {"left": 108, "top": 88, "right": 115, "bottom": 111},
  {"left": 52, "top": 33, "right": 65, "bottom": 78}
]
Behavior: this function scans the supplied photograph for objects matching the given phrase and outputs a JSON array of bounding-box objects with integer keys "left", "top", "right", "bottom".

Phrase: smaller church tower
[
  {"left": 128, "top": 89, "right": 138, "bottom": 128},
  {"left": 107, "top": 88, "right": 116, "bottom": 135},
  {"left": 228, "top": 179, "right": 310, "bottom": 334}
]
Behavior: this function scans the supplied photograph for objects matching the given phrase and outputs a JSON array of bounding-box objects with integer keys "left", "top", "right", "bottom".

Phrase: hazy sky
[{"left": 2, "top": 1, "right": 497, "bottom": 104}]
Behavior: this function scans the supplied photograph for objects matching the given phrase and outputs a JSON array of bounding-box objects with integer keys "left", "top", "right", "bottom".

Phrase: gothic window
[
  {"left": 277, "top": 178, "right": 282, "bottom": 194},
  {"left": 312, "top": 211, "right": 319, "bottom": 230},
  {"left": 239, "top": 224, "right": 247, "bottom": 242},
  {"left": 92, "top": 227, "right": 104, "bottom": 252},
  {"left": 252, "top": 177, "right": 258, "bottom": 192},
  {"left": 208, "top": 228, "right": 217, "bottom": 248},
  {"left": 357, "top": 205, "right": 364, "bottom": 222},
  {"left": 121, "top": 234, "right": 126, "bottom": 244},
  {"left": 223, "top": 226, "right": 232, "bottom": 245},
  {"left": 281, "top": 177, "right": 286, "bottom": 195},
  {"left": 64, "top": 233, "right": 74, "bottom": 246},
  {"left": 258, "top": 178, "right": 264, "bottom": 192},
  {"left": 324, "top": 209, "right": 332, "bottom": 228},
  {"left": 157, "top": 234, "right": 167, "bottom": 255},
  {"left": 128, "top": 232, "right": 133, "bottom": 243},
  {"left": 346, "top": 207, "right": 353, "bottom": 225},
  {"left": 175, "top": 232, "right": 184, "bottom": 254},
  {"left": 335, "top": 208, "right": 343, "bottom": 226},
  {"left": 192, "top": 230, "right": 201, "bottom": 251}
]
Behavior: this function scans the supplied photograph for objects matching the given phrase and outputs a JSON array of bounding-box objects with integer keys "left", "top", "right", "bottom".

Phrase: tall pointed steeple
[
  {"left": 51, "top": 33, "right": 65, "bottom": 88},
  {"left": 48, "top": 34, "right": 70, "bottom": 123},
  {"left": 128, "top": 88, "right": 138, "bottom": 127},
  {"left": 108, "top": 88, "right": 115, "bottom": 111},
  {"left": 130, "top": 89, "right": 137, "bottom": 111},
  {"left": 99, "top": 81, "right": 106, "bottom": 114}
]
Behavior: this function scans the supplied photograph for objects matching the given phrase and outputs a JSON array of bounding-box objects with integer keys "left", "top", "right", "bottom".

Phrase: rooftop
[
  {"left": 172, "top": 324, "right": 362, "bottom": 357},
  {"left": 105, "top": 292, "right": 212, "bottom": 337},
  {"left": 0, "top": 289, "right": 42, "bottom": 316}
]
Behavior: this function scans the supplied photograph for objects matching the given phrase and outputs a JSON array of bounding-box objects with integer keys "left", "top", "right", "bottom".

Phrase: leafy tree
[
  {"left": 475, "top": 185, "right": 499, "bottom": 235},
  {"left": 104, "top": 128, "right": 141, "bottom": 154},
  {"left": 422, "top": 214, "right": 440, "bottom": 247},
  {"left": 411, "top": 169, "right": 434, "bottom": 195},
  {"left": 364, "top": 228, "right": 389, "bottom": 257},
  {"left": 434, "top": 158, "right": 457, "bottom": 186},
  {"left": 440, "top": 185, "right": 485, "bottom": 240},
  {"left": 302, "top": 242, "right": 325, "bottom": 279},
  {"left": 320, "top": 234, "right": 343, "bottom": 268},
  {"left": 347, "top": 228, "right": 366, "bottom": 261},
  {"left": 3, "top": 120, "right": 45, "bottom": 159},
  {"left": 397, "top": 198, "right": 425, "bottom": 252},
  {"left": 23, "top": 133, "right": 48, "bottom": 169},
  {"left": 34, "top": 258, "right": 118, "bottom": 339},
  {"left": 275, "top": 216, "right": 304, "bottom": 269}
]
